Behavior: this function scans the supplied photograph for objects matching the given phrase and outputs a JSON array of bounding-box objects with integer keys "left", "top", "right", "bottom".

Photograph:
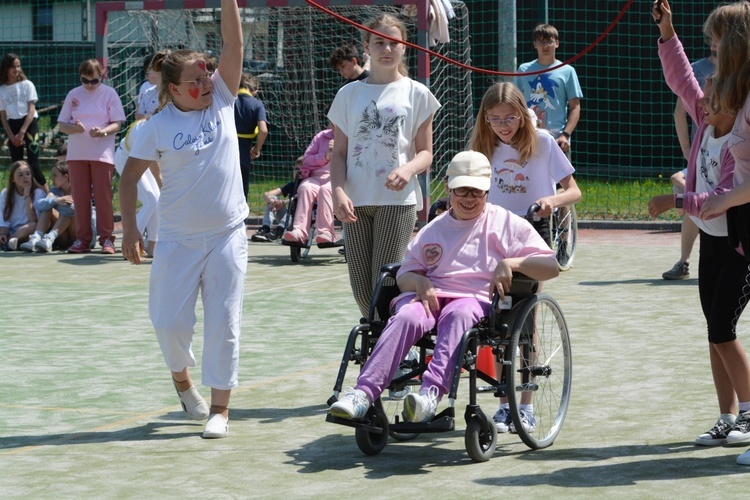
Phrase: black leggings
[
  {"left": 8, "top": 117, "right": 43, "bottom": 186},
  {"left": 699, "top": 230, "right": 750, "bottom": 344}
]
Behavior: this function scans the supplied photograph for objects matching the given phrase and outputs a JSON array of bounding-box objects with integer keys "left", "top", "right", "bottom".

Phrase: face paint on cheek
[{"left": 188, "top": 88, "right": 200, "bottom": 99}]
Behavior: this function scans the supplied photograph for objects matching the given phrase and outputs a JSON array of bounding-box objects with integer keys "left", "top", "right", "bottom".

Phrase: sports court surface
[{"left": 2, "top": 227, "right": 749, "bottom": 497}]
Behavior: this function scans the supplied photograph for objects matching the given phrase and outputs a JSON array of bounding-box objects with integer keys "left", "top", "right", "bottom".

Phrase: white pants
[
  {"left": 149, "top": 224, "right": 247, "bottom": 389},
  {"left": 115, "top": 148, "right": 160, "bottom": 241}
]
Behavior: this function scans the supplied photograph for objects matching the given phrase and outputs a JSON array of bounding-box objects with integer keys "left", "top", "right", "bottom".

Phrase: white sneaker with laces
[
  {"left": 493, "top": 407, "right": 512, "bottom": 433},
  {"left": 509, "top": 408, "right": 537, "bottom": 433},
  {"left": 738, "top": 449, "right": 750, "bottom": 466},
  {"left": 329, "top": 388, "right": 370, "bottom": 420},
  {"left": 203, "top": 413, "right": 228, "bottom": 438},
  {"left": 35, "top": 234, "right": 54, "bottom": 253},
  {"left": 403, "top": 386, "right": 440, "bottom": 423},
  {"left": 20, "top": 234, "right": 40, "bottom": 252}
]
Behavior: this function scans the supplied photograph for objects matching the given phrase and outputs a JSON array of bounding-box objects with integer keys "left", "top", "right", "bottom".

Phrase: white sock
[
  {"left": 520, "top": 404, "right": 534, "bottom": 414},
  {"left": 33, "top": 230, "right": 43, "bottom": 239},
  {"left": 48, "top": 229, "right": 58, "bottom": 240},
  {"left": 722, "top": 413, "right": 737, "bottom": 425}
]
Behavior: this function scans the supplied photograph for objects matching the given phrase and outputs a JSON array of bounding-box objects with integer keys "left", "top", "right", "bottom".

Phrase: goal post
[{"left": 95, "top": 0, "right": 475, "bottom": 221}]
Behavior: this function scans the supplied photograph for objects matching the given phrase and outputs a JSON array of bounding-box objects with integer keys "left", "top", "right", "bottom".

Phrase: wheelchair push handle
[{"left": 526, "top": 203, "right": 542, "bottom": 222}]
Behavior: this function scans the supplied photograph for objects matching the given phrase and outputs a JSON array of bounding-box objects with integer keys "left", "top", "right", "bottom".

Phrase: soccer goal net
[{"left": 101, "top": 1, "right": 474, "bottom": 212}]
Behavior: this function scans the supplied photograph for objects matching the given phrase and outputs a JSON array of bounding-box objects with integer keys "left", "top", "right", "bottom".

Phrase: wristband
[{"left": 561, "top": 131, "right": 571, "bottom": 139}]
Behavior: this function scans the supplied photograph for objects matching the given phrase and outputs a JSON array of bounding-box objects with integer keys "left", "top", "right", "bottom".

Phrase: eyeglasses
[
  {"left": 80, "top": 76, "right": 101, "bottom": 85},
  {"left": 452, "top": 187, "right": 487, "bottom": 198},
  {"left": 180, "top": 71, "right": 214, "bottom": 87},
  {"left": 487, "top": 115, "right": 520, "bottom": 127},
  {"left": 534, "top": 39, "right": 556, "bottom": 47}
]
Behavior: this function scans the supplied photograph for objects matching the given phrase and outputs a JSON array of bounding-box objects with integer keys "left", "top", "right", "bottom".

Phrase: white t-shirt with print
[
  {"left": 488, "top": 129, "right": 574, "bottom": 216},
  {"left": 328, "top": 77, "right": 440, "bottom": 210},
  {"left": 0, "top": 80, "right": 38, "bottom": 120},
  {"left": 396, "top": 203, "right": 555, "bottom": 303},
  {"left": 691, "top": 125, "right": 729, "bottom": 237},
  {"left": 129, "top": 71, "right": 248, "bottom": 240},
  {"left": 0, "top": 188, "right": 45, "bottom": 232},
  {"left": 138, "top": 85, "right": 159, "bottom": 117}
]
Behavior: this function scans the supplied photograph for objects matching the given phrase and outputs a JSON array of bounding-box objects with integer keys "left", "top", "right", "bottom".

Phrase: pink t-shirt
[
  {"left": 58, "top": 84, "right": 126, "bottom": 164},
  {"left": 396, "top": 203, "right": 556, "bottom": 303}
]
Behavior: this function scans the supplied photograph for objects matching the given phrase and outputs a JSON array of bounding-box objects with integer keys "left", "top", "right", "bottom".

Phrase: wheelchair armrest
[
  {"left": 509, "top": 272, "right": 538, "bottom": 297},
  {"left": 379, "top": 263, "right": 402, "bottom": 277},
  {"left": 491, "top": 273, "right": 539, "bottom": 310}
]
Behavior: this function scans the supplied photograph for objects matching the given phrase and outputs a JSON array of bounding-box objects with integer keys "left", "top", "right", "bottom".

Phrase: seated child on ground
[
  {"left": 20, "top": 161, "right": 77, "bottom": 252},
  {"left": 329, "top": 151, "right": 559, "bottom": 422},
  {"left": 0, "top": 160, "right": 45, "bottom": 250},
  {"left": 283, "top": 123, "right": 336, "bottom": 245}
]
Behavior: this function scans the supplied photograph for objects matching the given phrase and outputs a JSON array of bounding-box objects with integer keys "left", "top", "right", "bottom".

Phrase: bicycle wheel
[
  {"left": 552, "top": 205, "right": 577, "bottom": 271},
  {"left": 506, "top": 294, "right": 572, "bottom": 449}
]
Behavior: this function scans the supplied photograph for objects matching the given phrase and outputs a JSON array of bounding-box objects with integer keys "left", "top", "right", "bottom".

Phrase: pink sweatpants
[
  {"left": 67, "top": 160, "right": 114, "bottom": 245},
  {"left": 293, "top": 169, "right": 334, "bottom": 240},
  {"left": 356, "top": 295, "right": 490, "bottom": 403}
]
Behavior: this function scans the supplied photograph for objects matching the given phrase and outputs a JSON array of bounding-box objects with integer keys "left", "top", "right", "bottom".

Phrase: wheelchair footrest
[
  {"left": 281, "top": 240, "right": 310, "bottom": 249},
  {"left": 390, "top": 408, "right": 455, "bottom": 434},
  {"left": 325, "top": 413, "right": 386, "bottom": 434},
  {"left": 317, "top": 241, "right": 344, "bottom": 249}
]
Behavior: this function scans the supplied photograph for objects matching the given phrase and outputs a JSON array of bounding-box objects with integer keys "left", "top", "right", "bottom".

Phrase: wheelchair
[
  {"left": 528, "top": 198, "right": 578, "bottom": 272},
  {"left": 281, "top": 171, "right": 342, "bottom": 262},
  {"left": 326, "top": 263, "right": 572, "bottom": 462}
]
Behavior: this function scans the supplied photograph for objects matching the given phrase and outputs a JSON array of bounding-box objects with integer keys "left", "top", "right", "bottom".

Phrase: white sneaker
[
  {"left": 175, "top": 385, "right": 209, "bottom": 420},
  {"left": 35, "top": 234, "right": 54, "bottom": 253},
  {"left": 329, "top": 388, "right": 370, "bottom": 420},
  {"left": 493, "top": 407, "right": 512, "bottom": 433},
  {"left": 203, "top": 413, "right": 228, "bottom": 438},
  {"left": 20, "top": 235, "right": 40, "bottom": 252},
  {"left": 6, "top": 237, "right": 18, "bottom": 251},
  {"left": 403, "top": 386, "right": 440, "bottom": 423},
  {"left": 509, "top": 408, "right": 537, "bottom": 433},
  {"left": 738, "top": 449, "right": 750, "bottom": 466}
]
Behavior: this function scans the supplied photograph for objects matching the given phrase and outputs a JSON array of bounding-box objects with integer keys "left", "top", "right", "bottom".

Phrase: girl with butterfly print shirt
[{"left": 329, "top": 13, "right": 441, "bottom": 317}]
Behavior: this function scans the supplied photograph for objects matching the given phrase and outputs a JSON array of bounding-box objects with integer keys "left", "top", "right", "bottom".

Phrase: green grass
[{"left": 1, "top": 161, "right": 679, "bottom": 221}]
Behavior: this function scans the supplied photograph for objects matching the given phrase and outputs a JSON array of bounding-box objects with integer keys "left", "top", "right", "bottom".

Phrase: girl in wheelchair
[
  {"left": 329, "top": 151, "right": 559, "bottom": 422},
  {"left": 283, "top": 121, "right": 336, "bottom": 245}
]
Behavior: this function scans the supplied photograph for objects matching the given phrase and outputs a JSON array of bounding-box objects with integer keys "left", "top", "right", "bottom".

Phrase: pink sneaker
[
  {"left": 101, "top": 238, "right": 116, "bottom": 254},
  {"left": 315, "top": 231, "right": 335, "bottom": 245},
  {"left": 283, "top": 229, "right": 305, "bottom": 244},
  {"left": 67, "top": 239, "right": 91, "bottom": 254}
]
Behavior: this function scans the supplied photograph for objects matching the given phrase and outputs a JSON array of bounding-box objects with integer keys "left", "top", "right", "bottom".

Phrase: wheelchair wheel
[
  {"left": 354, "top": 405, "right": 390, "bottom": 455},
  {"left": 506, "top": 294, "right": 572, "bottom": 450},
  {"left": 465, "top": 415, "right": 497, "bottom": 462},
  {"left": 552, "top": 204, "right": 577, "bottom": 271},
  {"left": 289, "top": 226, "right": 315, "bottom": 262}
]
